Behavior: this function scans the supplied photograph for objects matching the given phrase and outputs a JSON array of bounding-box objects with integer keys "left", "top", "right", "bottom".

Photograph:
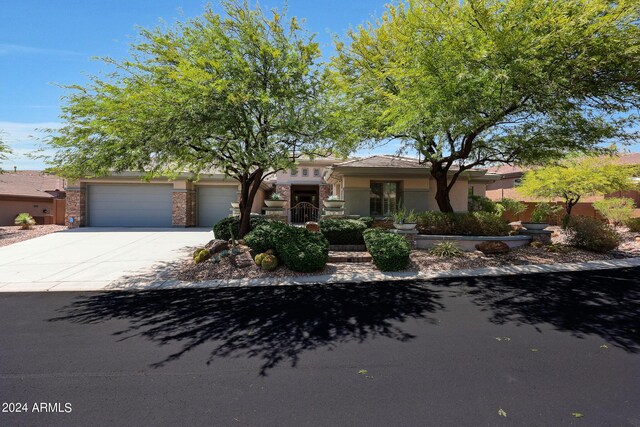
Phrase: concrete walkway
[
  {"left": 1, "top": 227, "right": 639, "bottom": 292},
  {"left": 0, "top": 228, "right": 212, "bottom": 292}
]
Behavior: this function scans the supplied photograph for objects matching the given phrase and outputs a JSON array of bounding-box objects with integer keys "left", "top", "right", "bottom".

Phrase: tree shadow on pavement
[
  {"left": 50, "top": 282, "right": 444, "bottom": 375},
  {"left": 441, "top": 267, "right": 640, "bottom": 353}
]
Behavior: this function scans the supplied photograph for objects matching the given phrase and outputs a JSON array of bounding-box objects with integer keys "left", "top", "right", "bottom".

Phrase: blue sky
[
  {"left": 0, "top": 0, "right": 392, "bottom": 170},
  {"left": 2, "top": 1, "right": 637, "bottom": 170}
]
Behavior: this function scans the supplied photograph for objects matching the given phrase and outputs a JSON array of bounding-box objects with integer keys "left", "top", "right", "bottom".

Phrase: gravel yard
[
  {"left": 0, "top": 225, "right": 67, "bottom": 247},
  {"left": 170, "top": 226, "right": 640, "bottom": 281}
]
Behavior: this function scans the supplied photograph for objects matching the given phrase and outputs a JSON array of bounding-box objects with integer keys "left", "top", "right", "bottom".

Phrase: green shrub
[
  {"left": 363, "top": 229, "right": 410, "bottom": 271},
  {"left": 213, "top": 216, "right": 271, "bottom": 240},
  {"left": 276, "top": 226, "right": 329, "bottom": 272},
  {"left": 593, "top": 197, "right": 635, "bottom": 226},
  {"left": 566, "top": 216, "right": 620, "bottom": 253},
  {"left": 429, "top": 241, "right": 463, "bottom": 257},
  {"left": 244, "top": 221, "right": 289, "bottom": 253},
  {"left": 530, "top": 202, "right": 563, "bottom": 223},
  {"left": 416, "top": 211, "right": 510, "bottom": 236},
  {"left": 626, "top": 217, "right": 640, "bottom": 232},
  {"left": 14, "top": 212, "right": 36, "bottom": 230},
  {"left": 358, "top": 216, "right": 374, "bottom": 228},
  {"left": 319, "top": 218, "right": 367, "bottom": 244},
  {"left": 468, "top": 195, "right": 502, "bottom": 215},
  {"left": 497, "top": 198, "right": 527, "bottom": 217},
  {"left": 416, "top": 211, "right": 456, "bottom": 234}
]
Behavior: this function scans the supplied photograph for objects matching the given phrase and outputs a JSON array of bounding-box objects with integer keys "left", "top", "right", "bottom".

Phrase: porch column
[
  {"left": 65, "top": 181, "right": 86, "bottom": 228},
  {"left": 172, "top": 181, "right": 196, "bottom": 227}
]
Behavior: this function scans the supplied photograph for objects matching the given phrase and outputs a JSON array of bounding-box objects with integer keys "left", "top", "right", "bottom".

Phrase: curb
[
  {"left": 111, "top": 256, "right": 640, "bottom": 291},
  {"left": 3, "top": 257, "right": 639, "bottom": 292}
]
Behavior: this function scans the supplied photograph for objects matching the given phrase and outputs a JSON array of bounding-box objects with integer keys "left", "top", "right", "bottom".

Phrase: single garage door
[
  {"left": 88, "top": 184, "right": 173, "bottom": 227},
  {"left": 198, "top": 186, "right": 237, "bottom": 227}
]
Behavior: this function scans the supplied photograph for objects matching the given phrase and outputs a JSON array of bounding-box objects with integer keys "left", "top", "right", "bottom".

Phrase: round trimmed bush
[
  {"left": 213, "top": 216, "right": 271, "bottom": 240},
  {"left": 244, "top": 221, "right": 289, "bottom": 253},
  {"left": 363, "top": 229, "right": 410, "bottom": 271},
  {"left": 319, "top": 218, "right": 367, "bottom": 245},
  {"left": 276, "top": 226, "right": 329, "bottom": 272}
]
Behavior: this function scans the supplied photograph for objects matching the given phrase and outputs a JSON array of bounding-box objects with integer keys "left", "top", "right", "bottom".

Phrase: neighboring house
[
  {"left": 0, "top": 170, "right": 66, "bottom": 226},
  {"left": 485, "top": 153, "right": 640, "bottom": 222},
  {"left": 65, "top": 155, "right": 501, "bottom": 228}
]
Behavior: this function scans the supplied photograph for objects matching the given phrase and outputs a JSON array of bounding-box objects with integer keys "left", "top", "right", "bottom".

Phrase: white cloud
[
  {"left": 0, "top": 43, "right": 80, "bottom": 56},
  {"left": 0, "top": 122, "right": 63, "bottom": 170}
]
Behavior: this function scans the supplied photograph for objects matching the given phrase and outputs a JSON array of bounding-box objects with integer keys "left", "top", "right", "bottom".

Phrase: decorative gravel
[
  {"left": 167, "top": 227, "right": 640, "bottom": 281},
  {"left": 0, "top": 225, "right": 67, "bottom": 247},
  {"left": 173, "top": 245, "right": 379, "bottom": 282}
]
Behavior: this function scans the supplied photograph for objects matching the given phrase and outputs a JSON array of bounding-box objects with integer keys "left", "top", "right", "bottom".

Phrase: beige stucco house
[
  {"left": 0, "top": 170, "right": 66, "bottom": 226},
  {"left": 65, "top": 155, "right": 501, "bottom": 228}
]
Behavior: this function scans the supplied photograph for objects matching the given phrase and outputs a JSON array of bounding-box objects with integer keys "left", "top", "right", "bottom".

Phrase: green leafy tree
[
  {"left": 46, "top": 1, "right": 343, "bottom": 236},
  {"left": 331, "top": 0, "right": 640, "bottom": 212},
  {"left": 0, "top": 133, "right": 11, "bottom": 173},
  {"left": 518, "top": 156, "right": 638, "bottom": 219}
]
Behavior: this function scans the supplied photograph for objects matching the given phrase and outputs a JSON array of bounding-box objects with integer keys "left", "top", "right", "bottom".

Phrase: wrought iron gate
[{"left": 288, "top": 202, "right": 319, "bottom": 224}]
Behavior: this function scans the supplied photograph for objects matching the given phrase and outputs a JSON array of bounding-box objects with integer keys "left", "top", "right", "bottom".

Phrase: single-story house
[
  {"left": 0, "top": 170, "right": 66, "bottom": 226},
  {"left": 65, "top": 155, "right": 501, "bottom": 228},
  {"left": 485, "top": 153, "right": 640, "bottom": 222}
]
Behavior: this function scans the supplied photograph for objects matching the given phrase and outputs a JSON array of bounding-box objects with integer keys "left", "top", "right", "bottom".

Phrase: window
[
  {"left": 313, "top": 168, "right": 320, "bottom": 177},
  {"left": 302, "top": 168, "right": 309, "bottom": 177},
  {"left": 370, "top": 182, "right": 399, "bottom": 216},
  {"left": 290, "top": 168, "right": 298, "bottom": 176}
]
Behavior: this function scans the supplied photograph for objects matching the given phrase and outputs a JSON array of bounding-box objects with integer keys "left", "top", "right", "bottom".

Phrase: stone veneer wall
[
  {"left": 65, "top": 185, "right": 86, "bottom": 228},
  {"left": 319, "top": 184, "right": 332, "bottom": 202},
  {"left": 275, "top": 184, "right": 291, "bottom": 210},
  {"left": 172, "top": 190, "right": 196, "bottom": 227}
]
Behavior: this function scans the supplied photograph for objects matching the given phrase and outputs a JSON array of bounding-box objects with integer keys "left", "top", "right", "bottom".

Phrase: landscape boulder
[
  {"left": 205, "top": 239, "right": 229, "bottom": 255},
  {"left": 475, "top": 240, "right": 510, "bottom": 255}
]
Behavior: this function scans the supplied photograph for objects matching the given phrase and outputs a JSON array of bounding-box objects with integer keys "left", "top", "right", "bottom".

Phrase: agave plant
[{"left": 14, "top": 213, "right": 36, "bottom": 230}]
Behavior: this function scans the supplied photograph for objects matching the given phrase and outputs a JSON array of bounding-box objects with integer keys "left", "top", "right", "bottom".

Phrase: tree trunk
[
  {"left": 238, "top": 199, "right": 253, "bottom": 239},
  {"left": 238, "top": 169, "right": 264, "bottom": 238},
  {"left": 562, "top": 198, "right": 578, "bottom": 228},
  {"left": 431, "top": 169, "right": 455, "bottom": 213}
]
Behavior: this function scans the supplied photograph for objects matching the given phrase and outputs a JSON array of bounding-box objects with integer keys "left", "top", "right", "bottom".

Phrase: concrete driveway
[{"left": 0, "top": 228, "right": 212, "bottom": 292}]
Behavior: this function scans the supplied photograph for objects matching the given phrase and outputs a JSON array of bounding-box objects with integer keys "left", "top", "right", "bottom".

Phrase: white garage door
[
  {"left": 88, "top": 184, "right": 173, "bottom": 227},
  {"left": 198, "top": 186, "right": 237, "bottom": 227}
]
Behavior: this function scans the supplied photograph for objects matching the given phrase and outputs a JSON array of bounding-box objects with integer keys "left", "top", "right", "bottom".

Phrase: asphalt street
[{"left": 1, "top": 268, "right": 639, "bottom": 426}]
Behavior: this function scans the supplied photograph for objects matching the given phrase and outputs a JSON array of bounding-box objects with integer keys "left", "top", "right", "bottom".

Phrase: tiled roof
[
  {"left": 487, "top": 153, "right": 640, "bottom": 176},
  {"left": 333, "top": 155, "right": 425, "bottom": 169},
  {"left": 486, "top": 164, "right": 524, "bottom": 175},
  {"left": 0, "top": 171, "right": 65, "bottom": 198}
]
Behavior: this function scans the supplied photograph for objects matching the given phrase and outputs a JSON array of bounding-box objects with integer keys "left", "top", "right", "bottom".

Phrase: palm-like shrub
[
  {"left": 429, "top": 241, "right": 463, "bottom": 257},
  {"left": 14, "top": 213, "right": 36, "bottom": 230}
]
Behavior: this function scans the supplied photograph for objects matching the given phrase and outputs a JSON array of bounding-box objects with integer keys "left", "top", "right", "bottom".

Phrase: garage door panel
[
  {"left": 88, "top": 185, "right": 173, "bottom": 227},
  {"left": 198, "top": 186, "right": 237, "bottom": 227}
]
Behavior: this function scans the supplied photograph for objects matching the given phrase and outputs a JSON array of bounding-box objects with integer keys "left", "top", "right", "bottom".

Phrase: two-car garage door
[
  {"left": 88, "top": 185, "right": 173, "bottom": 227},
  {"left": 197, "top": 186, "right": 237, "bottom": 228},
  {"left": 87, "top": 184, "right": 237, "bottom": 227}
]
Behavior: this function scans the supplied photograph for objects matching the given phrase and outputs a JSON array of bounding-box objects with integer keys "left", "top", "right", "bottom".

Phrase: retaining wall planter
[{"left": 416, "top": 234, "right": 531, "bottom": 251}]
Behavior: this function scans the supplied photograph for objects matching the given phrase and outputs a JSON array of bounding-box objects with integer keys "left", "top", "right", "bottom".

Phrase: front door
[{"left": 290, "top": 185, "right": 319, "bottom": 223}]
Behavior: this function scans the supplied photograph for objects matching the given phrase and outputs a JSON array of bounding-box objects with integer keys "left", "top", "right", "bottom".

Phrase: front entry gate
[{"left": 288, "top": 202, "right": 319, "bottom": 224}]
